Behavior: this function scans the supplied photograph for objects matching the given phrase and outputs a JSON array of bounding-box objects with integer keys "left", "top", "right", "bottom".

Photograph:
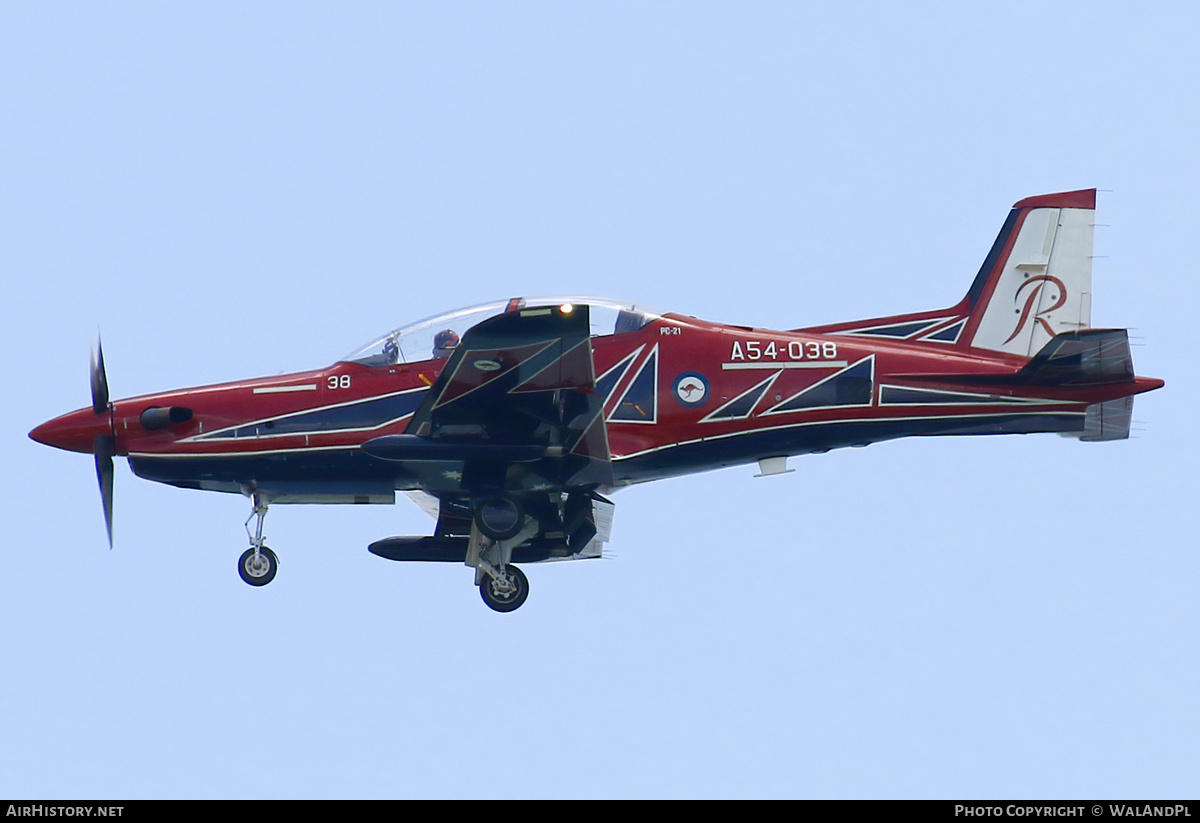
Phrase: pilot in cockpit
[{"left": 432, "top": 329, "right": 460, "bottom": 360}]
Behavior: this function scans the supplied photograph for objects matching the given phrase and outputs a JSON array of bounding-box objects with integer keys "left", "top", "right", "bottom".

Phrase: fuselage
[{"left": 29, "top": 306, "right": 1163, "bottom": 499}]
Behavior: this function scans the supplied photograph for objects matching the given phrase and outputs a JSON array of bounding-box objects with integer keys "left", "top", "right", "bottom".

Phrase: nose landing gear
[
  {"left": 238, "top": 494, "right": 278, "bottom": 587},
  {"left": 238, "top": 545, "right": 278, "bottom": 586}
]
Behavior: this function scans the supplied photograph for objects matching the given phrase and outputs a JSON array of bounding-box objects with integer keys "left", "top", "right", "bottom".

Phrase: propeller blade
[
  {"left": 90, "top": 339, "right": 109, "bottom": 415},
  {"left": 93, "top": 434, "right": 114, "bottom": 548}
]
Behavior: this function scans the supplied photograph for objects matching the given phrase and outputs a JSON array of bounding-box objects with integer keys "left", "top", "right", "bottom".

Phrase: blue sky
[{"left": 2, "top": 2, "right": 1195, "bottom": 798}]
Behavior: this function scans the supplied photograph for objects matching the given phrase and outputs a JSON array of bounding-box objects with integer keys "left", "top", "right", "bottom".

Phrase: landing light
[{"left": 559, "top": 303, "right": 574, "bottom": 314}]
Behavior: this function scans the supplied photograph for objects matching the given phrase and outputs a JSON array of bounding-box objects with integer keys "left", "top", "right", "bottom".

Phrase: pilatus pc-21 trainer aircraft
[{"left": 31, "top": 189, "right": 1163, "bottom": 611}]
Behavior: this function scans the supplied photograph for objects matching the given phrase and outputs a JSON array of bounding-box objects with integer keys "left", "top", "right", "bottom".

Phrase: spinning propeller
[
  {"left": 29, "top": 338, "right": 195, "bottom": 548},
  {"left": 90, "top": 339, "right": 115, "bottom": 547}
]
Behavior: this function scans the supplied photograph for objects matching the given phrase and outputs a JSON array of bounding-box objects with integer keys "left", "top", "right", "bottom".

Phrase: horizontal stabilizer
[
  {"left": 897, "top": 329, "right": 1142, "bottom": 391},
  {"left": 1015, "top": 329, "right": 1133, "bottom": 386},
  {"left": 1077, "top": 396, "right": 1134, "bottom": 441}
]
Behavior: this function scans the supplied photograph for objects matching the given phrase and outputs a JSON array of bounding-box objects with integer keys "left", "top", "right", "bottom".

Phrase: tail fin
[
  {"left": 801, "top": 189, "right": 1098, "bottom": 357},
  {"left": 960, "top": 188, "right": 1096, "bottom": 357}
]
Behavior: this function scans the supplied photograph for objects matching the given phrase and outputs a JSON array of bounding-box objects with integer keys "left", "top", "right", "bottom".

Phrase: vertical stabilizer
[{"left": 962, "top": 189, "right": 1096, "bottom": 357}]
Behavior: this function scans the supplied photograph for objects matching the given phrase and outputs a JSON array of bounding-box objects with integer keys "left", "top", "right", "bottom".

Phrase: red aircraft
[{"left": 30, "top": 189, "right": 1164, "bottom": 611}]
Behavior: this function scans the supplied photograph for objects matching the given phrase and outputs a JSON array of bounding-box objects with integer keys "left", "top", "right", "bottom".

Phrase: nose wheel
[{"left": 238, "top": 546, "right": 279, "bottom": 586}]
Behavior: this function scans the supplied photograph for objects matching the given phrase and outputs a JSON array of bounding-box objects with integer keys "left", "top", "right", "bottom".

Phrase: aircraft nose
[{"left": 29, "top": 407, "right": 113, "bottom": 454}]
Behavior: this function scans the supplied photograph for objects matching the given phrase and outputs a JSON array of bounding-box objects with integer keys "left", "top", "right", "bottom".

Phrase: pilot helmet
[{"left": 433, "top": 329, "right": 460, "bottom": 357}]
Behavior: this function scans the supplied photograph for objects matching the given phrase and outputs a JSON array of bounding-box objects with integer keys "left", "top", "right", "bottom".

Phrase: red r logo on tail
[{"left": 1003, "top": 275, "right": 1067, "bottom": 345}]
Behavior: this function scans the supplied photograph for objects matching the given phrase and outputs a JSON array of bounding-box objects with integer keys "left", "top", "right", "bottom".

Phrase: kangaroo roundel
[{"left": 673, "top": 372, "right": 710, "bottom": 406}]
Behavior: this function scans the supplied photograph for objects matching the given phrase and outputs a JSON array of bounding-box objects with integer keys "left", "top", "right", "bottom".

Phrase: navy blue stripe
[
  {"left": 202, "top": 391, "right": 427, "bottom": 439},
  {"left": 851, "top": 320, "right": 937, "bottom": 338},
  {"left": 925, "top": 319, "right": 965, "bottom": 342},
  {"left": 966, "top": 208, "right": 1020, "bottom": 310}
]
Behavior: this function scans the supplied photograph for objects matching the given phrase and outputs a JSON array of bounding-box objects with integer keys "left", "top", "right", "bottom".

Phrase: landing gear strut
[
  {"left": 238, "top": 494, "right": 278, "bottom": 587},
  {"left": 468, "top": 499, "right": 536, "bottom": 612}
]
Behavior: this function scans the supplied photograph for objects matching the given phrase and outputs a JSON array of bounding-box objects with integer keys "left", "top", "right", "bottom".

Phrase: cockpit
[{"left": 342, "top": 296, "right": 664, "bottom": 367}]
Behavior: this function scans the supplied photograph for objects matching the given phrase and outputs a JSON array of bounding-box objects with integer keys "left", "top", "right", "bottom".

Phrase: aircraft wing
[{"left": 362, "top": 302, "right": 613, "bottom": 496}]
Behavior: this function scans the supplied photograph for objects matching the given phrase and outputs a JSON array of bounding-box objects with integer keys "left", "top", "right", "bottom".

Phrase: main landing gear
[
  {"left": 238, "top": 494, "right": 278, "bottom": 587},
  {"left": 478, "top": 563, "right": 528, "bottom": 612},
  {"left": 470, "top": 496, "right": 535, "bottom": 613}
]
